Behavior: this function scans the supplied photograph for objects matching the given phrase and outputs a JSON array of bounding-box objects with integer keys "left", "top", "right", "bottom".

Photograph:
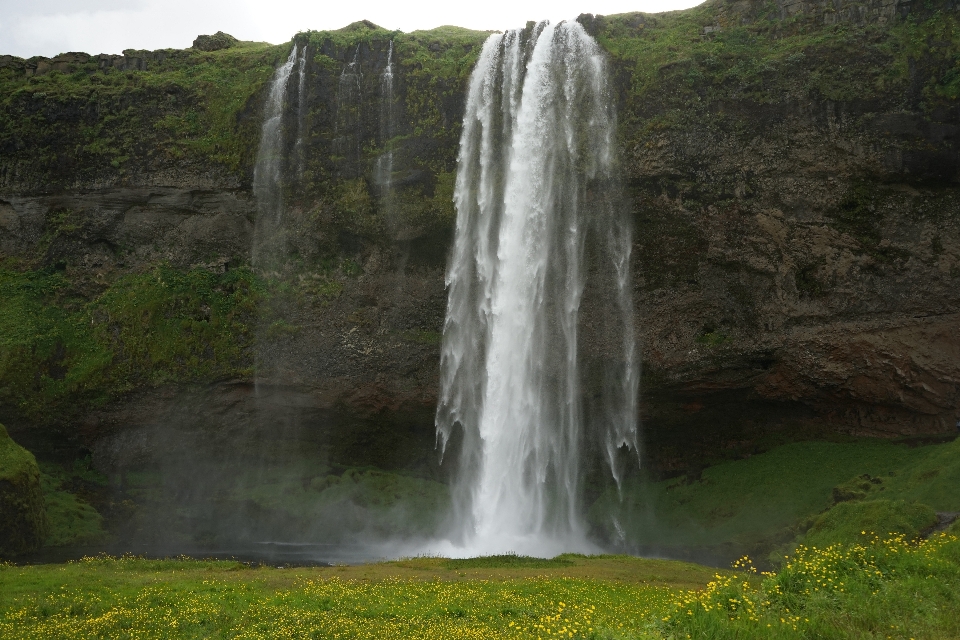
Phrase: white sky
[{"left": 0, "top": 0, "right": 703, "bottom": 58}]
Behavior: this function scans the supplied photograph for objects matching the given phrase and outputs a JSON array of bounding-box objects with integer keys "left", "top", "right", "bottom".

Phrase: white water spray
[{"left": 435, "top": 21, "right": 638, "bottom": 557}]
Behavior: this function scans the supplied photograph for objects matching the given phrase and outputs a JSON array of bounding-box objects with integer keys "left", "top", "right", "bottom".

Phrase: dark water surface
[{"left": 13, "top": 541, "right": 403, "bottom": 567}]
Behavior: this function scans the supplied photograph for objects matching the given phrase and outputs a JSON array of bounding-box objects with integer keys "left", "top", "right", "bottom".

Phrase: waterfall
[
  {"left": 294, "top": 45, "right": 308, "bottom": 178},
  {"left": 376, "top": 41, "right": 396, "bottom": 226},
  {"left": 435, "top": 21, "right": 638, "bottom": 556},
  {"left": 336, "top": 45, "right": 363, "bottom": 173},
  {"left": 253, "top": 44, "right": 298, "bottom": 227}
]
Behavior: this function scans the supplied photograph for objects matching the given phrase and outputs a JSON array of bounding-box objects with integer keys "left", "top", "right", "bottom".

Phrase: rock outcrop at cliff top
[
  {"left": 192, "top": 32, "right": 239, "bottom": 52},
  {"left": 0, "top": 0, "right": 958, "bottom": 476},
  {"left": 0, "top": 423, "right": 46, "bottom": 557}
]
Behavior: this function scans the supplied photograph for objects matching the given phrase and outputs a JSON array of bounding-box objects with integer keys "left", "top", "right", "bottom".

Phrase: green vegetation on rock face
[
  {"left": 593, "top": 3, "right": 960, "bottom": 305},
  {"left": 264, "top": 24, "right": 483, "bottom": 270},
  {"left": 39, "top": 460, "right": 107, "bottom": 547},
  {"left": 0, "top": 41, "right": 285, "bottom": 190},
  {"left": 0, "top": 424, "right": 104, "bottom": 552},
  {"left": 596, "top": 4, "right": 960, "bottom": 125},
  {"left": 394, "top": 26, "right": 488, "bottom": 143},
  {"left": 0, "top": 423, "right": 46, "bottom": 556},
  {"left": 0, "top": 266, "right": 260, "bottom": 425}
]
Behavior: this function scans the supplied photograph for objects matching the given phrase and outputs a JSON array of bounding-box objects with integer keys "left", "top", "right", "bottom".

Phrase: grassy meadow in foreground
[
  {"left": 0, "top": 555, "right": 706, "bottom": 639},
  {"left": 3, "top": 530, "right": 960, "bottom": 640}
]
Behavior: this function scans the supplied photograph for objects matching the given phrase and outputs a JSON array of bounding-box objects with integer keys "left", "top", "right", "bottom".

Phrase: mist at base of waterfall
[{"left": 417, "top": 534, "right": 601, "bottom": 560}]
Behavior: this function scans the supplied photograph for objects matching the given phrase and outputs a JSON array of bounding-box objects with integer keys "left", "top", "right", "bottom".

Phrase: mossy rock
[
  {"left": 0, "top": 423, "right": 47, "bottom": 556},
  {"left": 831, "top": 473, "right": 884, "bottom": 503},
  {"left": 192, "top": 31, "right": 238, "bottom": 52},
  {"left": 802, "top": 499, "right": 938, "bottom": 548}
]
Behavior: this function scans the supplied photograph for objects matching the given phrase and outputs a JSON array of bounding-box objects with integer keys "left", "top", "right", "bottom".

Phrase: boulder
[
  {"left": 192, "top": 31, "right": 239, "bottom": 52},
  {"left": 0, "top": 423, "right": 46, "bottom": 557}
]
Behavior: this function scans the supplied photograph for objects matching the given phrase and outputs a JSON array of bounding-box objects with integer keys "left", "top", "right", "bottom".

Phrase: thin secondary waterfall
[
  {"left": 253, "top": 44, "right": 298, "bottom": 228},
  {"left": 336, "top": 45, "right": 363, "bottom": 172},
  {"left": 436, "top": 21, "right": 638, "bottom": 556},
  {"left": 376, "top": 41, "right": 396, "bottom": 226},
  {"left": 295, "top": 45, "right": 308, "bottom": 178}
]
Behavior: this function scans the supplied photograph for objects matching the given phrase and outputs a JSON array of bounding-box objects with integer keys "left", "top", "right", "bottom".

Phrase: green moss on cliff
[
  {"left": 0, "top": 424, "right": 40, "bottom": 491},
  {"left": 39, "top": 469, "right": 106, "bottom": 547},
  {"left": 0, "top": 423, "right": 46, "bottom": 556},
  {"left": 0, "top": 265, "right": 261, "bottom": 425},
  {"left": 0, "top": 41, "right": 284, "bottom": 189},
  {"left": 597, "top": 4, "right": 960, "bottom": 111},
  {"left": 397, "top": 27, "right": 487, "bottom": 143},
  {"left": 592, "top": 4, "right": 960, "bottom": 192}
]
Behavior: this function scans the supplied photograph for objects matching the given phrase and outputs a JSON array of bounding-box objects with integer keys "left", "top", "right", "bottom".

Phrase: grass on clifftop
[
  {"left": 0, "top": 41, "right": 285, "bottom": 187},
  {"left": 600, "top": 3, "right": 960, "bottom": 105}
]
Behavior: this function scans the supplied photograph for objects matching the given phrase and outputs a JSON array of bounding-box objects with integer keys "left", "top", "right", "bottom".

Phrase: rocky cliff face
[
  {"left": 614, "top": 0, "right": 960, "bottom": 469},
  {"left": 1, "top": 1, "right": 958, "bottom": 483}
]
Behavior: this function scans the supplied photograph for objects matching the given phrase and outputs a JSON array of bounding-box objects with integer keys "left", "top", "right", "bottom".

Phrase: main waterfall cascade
[
  {"left": 246, "top": 27, "right": 636, "bottom": 557},
  {"left": 435, "top": 21, "right": 639, "bottom": 556}
]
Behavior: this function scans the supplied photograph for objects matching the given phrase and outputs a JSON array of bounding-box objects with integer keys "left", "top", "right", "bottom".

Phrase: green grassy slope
[{"left": 596, "top": 437, "right": 960, "bottom": 555}]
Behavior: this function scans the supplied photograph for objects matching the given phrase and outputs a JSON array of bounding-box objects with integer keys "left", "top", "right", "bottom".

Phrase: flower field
[
  {"left": 663, "top": 532, "right": 960, "bottom": 639},
  {"left": 2, "top": 533, "right": 958, "bottom": 639},
  {"left": 0, "top": 562, "right": 671, "bottom": 639}
]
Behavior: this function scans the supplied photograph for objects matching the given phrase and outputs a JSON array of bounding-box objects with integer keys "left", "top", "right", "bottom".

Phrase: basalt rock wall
[{"left": 615, "top": 0, "right": 960, "bottom": 468}]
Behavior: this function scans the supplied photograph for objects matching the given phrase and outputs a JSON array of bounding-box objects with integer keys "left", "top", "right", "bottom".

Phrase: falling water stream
[
  {"left": 249, "top": 27, "right": 636, "bottom": 560},
  {"left": 336, "top": 44, "right": 363, "bottom": 172},
  {"left": 295, "top": 45, "right": 308, "bottom": 178},
  {"left": 376, "top": 41, "right": 396, "bottom": 227},
  {"left": 435, "top": 21, "right": 638, "bottom": 557},
  {"left": 252, "top": 45, "right": 298, "bottom": 228}
]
